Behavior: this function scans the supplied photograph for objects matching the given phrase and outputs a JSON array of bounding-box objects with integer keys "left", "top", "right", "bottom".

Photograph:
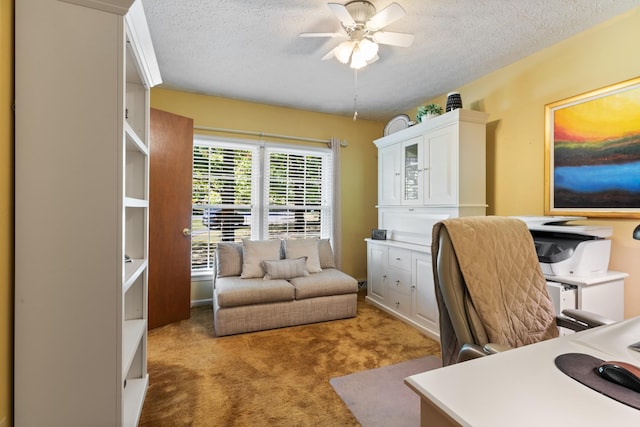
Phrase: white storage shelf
[
  {"left": 15, "top": 0, "right": 160, "bottom": 425},
  {"left": 124, "top": 376, "right": 149, "bottom": 427},
  {"left": 125, "top": 197, "right": 149, "bottom": 208},
  {"left": 126, "top": 206, "right": 147, "bottom": 259},
  {"left": 125, "top": 125, "right": 148, "bottom": 202},
  {"left": 124, "top": 258, "right": 147, "bottom": 293},
  {"left": 123, "top": 319, "right": 146, "bottom": 376}
]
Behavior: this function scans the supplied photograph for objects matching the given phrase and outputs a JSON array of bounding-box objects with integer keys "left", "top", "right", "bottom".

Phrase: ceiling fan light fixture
[
  {"left": 306, "top": 2, "right": 413, "bottom": 70},
  {"left": 358, "top": 38, "right": 379, "bottom": 61},
  {"left": 344, "top": 1, "right": 376, "bottom": 24},
  {"left": 334, "top": 41, "right": 355, "bottom": 63},
  {"left": 350, "top": 53, "right": 367, "bottom": 69}
]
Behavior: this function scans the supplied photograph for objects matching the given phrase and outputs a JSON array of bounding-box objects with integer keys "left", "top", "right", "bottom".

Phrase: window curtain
[{"left": 331, "top": 137, "right": 342, "bottom": 269}]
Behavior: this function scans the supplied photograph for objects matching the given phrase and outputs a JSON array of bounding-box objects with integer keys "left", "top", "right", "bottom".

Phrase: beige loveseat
[{"left": 213, "top": 238, "right": 358, "bottom": 336}]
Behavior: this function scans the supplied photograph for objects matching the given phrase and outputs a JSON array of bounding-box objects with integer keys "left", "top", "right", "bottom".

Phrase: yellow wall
[
  {"left": 151, "top": 88, "right": 382, "bottom": 291},
  {"left": 0, "top": 0, "right": 12, "bottom": 424},
  {"left": 2, "top": 2, "right": 634, "bottom": 422},
  {"left": 412, "top": 7, "right": 640, "bottom": 318}
]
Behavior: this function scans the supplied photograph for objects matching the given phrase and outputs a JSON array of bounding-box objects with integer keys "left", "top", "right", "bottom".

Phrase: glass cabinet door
[{"left": 403, "top": 137, "right": 422, "bottom": 204}]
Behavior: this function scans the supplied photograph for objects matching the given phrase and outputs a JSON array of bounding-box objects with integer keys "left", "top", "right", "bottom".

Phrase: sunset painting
[{"left": 548, "top": 79, "right": 640, "bottom": 215}]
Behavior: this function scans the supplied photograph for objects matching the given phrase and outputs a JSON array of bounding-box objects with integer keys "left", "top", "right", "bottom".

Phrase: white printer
[
  {"left": 513, "top": 216, "right": 625, "bottom": 324},
  {"left": 515, "top": 216, "right": 612, "bottom": 277}
]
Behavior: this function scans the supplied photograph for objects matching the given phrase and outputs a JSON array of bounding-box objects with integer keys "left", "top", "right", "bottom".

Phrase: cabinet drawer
[
  {"left": 387, "top": 268, "right": 412, "bottom": 295},
  {"left": 387, "top": 289, "right": 412, "bottom": 317},
  {"left": 388, "top": 247, "right": 411, "bottom": 271}
]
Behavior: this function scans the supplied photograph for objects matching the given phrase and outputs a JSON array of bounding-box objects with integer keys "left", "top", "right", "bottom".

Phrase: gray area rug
[{"left": 330, "top": 356, "right": 442, "bottom": 427}]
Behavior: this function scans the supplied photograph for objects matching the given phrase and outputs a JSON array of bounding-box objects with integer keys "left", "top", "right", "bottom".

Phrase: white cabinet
[
  {"left": 367, "top": 243, "right": 388, "bottom": 303},
  {"left": 402, "top": 128, "right": 457, "bottom": 206},
  {"left": 367, "top": 109, "right": 488, "bottom": 338},
  {"left": 546, "top": 271, "right": 627, "bottom": 322},
  {"left": 401, "top": 136, "right": 422, "bottom": 205},
  {"left": 366, "top": 240, "right": 439, "bottom": 339},
  {"left": 378, "top": 143, "right": 403, "bottom": 206},
  {"left": 411, "top": 251, "right": 438, "bottom": 333},
  {"left": 375, "top": 109, "right": 488, "bottom": 214},
  {"left": 15, "top": 0, "right": 161, "bottom": 425}
]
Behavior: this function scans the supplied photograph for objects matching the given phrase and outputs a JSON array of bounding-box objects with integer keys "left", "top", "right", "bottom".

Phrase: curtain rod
[{"left": 194, "top": 125, "right": 340, "bottom": 146}]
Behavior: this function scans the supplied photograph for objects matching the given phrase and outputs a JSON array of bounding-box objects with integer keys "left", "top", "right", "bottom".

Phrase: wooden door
[{"left": 148, "top": 108, "right": 194, "bottom": 329}]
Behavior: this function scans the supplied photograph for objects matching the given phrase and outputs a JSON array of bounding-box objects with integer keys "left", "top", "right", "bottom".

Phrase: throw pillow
[
  {"left": 284, "top": 238, "right": 322, "bottom": 273},
  {"left": 241, "top": 239, "right": 282, "bottom": 279},
  {"left": 262, "top": 257, "right": 309, "bottom": 280},
  {"left": 318, "top": 238, "right": 336, "bottom": 269},
  {"left": 215, "top": 242, "right": 243, "bottom": 278}
]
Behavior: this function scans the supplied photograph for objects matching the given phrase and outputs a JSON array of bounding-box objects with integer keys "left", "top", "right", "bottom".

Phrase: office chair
[{"left": 432, "top": 216, "right": 614, "bottom": 366}]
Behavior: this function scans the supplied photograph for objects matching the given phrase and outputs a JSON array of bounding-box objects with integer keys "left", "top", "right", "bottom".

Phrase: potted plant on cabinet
[{"left": 416, "top": 103, "right": 444, "bottom": 122}]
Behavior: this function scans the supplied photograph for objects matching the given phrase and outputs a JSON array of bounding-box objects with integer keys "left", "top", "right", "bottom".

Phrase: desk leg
[{"left": 420, "top": 398, "right": 461, "bottom": 427}]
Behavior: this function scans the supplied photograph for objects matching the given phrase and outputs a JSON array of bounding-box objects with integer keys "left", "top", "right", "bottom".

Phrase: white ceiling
[{"left": 141, "top": 0, "right": 640, "bottom": 121}]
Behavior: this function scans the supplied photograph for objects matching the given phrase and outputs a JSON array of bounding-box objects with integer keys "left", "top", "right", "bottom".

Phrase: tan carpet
[{"left": 140, "top": 290, "right": 441, "bottom": 426}]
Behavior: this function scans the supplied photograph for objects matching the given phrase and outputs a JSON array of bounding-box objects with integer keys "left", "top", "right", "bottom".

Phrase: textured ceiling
[{"left": 141, "top": 0, "right": 640, "bottom": 121}]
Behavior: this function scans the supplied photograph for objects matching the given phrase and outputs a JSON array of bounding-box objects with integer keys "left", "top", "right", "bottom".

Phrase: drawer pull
[{"left": 395, "top": 257, "right": 401, "bottom": 261}]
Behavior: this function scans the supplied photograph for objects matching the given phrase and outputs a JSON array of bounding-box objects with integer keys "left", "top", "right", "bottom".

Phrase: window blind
[
  {"left": 191, "top": 141, "right": 256, "bottom": 271},
  {"left": 264, "top": 147, "right": 333, "bottom": 240},
  {"left": 192, "top": 138, "right": 333, "bottom": 272}
]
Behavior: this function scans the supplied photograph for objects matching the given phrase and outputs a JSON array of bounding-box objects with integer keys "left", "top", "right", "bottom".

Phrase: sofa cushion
[
  {"left": 318, "top": 238, "right": 336, "bottom": 269},
  {"left": 284, "top": 238, "right": 322, "bottom": 273},
  {"left": 241, "top": 239, "right": 282, "bottom": 279},
  {"left": 262, "top": 257, "right": 309, "bottom": 280},
  {"left": 215, "top": 242, "right": 243, "bottom": 278},
  {"left": 289, "top": 268, "right": 358, "bottom": 300},
  {"left": 215, "top": 276, "right": 294, "bottom": 308}
]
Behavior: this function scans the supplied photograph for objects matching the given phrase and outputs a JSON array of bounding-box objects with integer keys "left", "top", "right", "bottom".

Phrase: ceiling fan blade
[
  {"left": 300, "top": 32, "right": 347, "bottom": 38},
  {"left": 321, "top": 47, "right": 338, "bottom": 61},
  {"left": 372, "top": 31, "right": 415, "bottom": 47},
  {"left": 366, "top": 2, "right": 405, "bottom": 31},
  {"left": 328, "top": 3, "right": 356, "bottom": 27}
]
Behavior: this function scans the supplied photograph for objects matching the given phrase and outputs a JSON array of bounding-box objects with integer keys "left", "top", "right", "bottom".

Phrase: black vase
[{"left": 446, "top": 92, "right": 463, "bottom": 112}]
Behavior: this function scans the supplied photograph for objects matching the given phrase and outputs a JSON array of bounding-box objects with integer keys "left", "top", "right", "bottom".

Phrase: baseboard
[{"left": 191, "top": 298, "right": 213, "bottom": 308}]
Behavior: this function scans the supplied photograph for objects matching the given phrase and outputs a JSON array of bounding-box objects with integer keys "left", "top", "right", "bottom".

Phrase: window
[
  {"left": 264, "top": 147, "right": 332, "bottom": 240},
  {"left": 191, "top": 137, "right": 333, "bottom": 273}
]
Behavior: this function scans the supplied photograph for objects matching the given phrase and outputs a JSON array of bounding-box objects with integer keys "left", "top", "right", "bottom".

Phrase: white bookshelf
[{"left": 15, "top": 0, "right": 161, "bottom": 425}]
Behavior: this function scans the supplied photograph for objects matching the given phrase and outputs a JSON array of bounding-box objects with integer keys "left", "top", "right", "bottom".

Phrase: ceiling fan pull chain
[{"left": 353, "top": 69, "right": 358, "bottom": 121}]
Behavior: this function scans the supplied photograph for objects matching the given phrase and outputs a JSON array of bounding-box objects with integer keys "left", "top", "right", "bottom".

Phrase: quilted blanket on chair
[{"left": 432, "top": 216, "right": 558, "bottom": 365}]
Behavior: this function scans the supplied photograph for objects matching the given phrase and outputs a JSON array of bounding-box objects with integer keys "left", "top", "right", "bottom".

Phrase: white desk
[
  {"left": 546, "top": 270, "right": 627, "bottom": 321},
  {"left": 405, "top": 317, "right": 640, "bottom": 427}
]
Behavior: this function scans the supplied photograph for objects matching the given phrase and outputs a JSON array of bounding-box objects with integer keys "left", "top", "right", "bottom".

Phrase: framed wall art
[{"left": 544, "top": 76, "right": 640, "bottom": 218}]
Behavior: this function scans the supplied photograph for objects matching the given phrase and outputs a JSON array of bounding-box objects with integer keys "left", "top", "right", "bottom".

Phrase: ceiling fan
[{"left": 301, "top": 1, "right": 415, "bottom": 69}]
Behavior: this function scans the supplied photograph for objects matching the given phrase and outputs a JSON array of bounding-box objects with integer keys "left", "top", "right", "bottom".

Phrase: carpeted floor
[
  {"left": 331, "top": 356, "right": 442, "bottom": 427},
  {"left": 139, "top": 290, "right": 441, "bottom": 426}
]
